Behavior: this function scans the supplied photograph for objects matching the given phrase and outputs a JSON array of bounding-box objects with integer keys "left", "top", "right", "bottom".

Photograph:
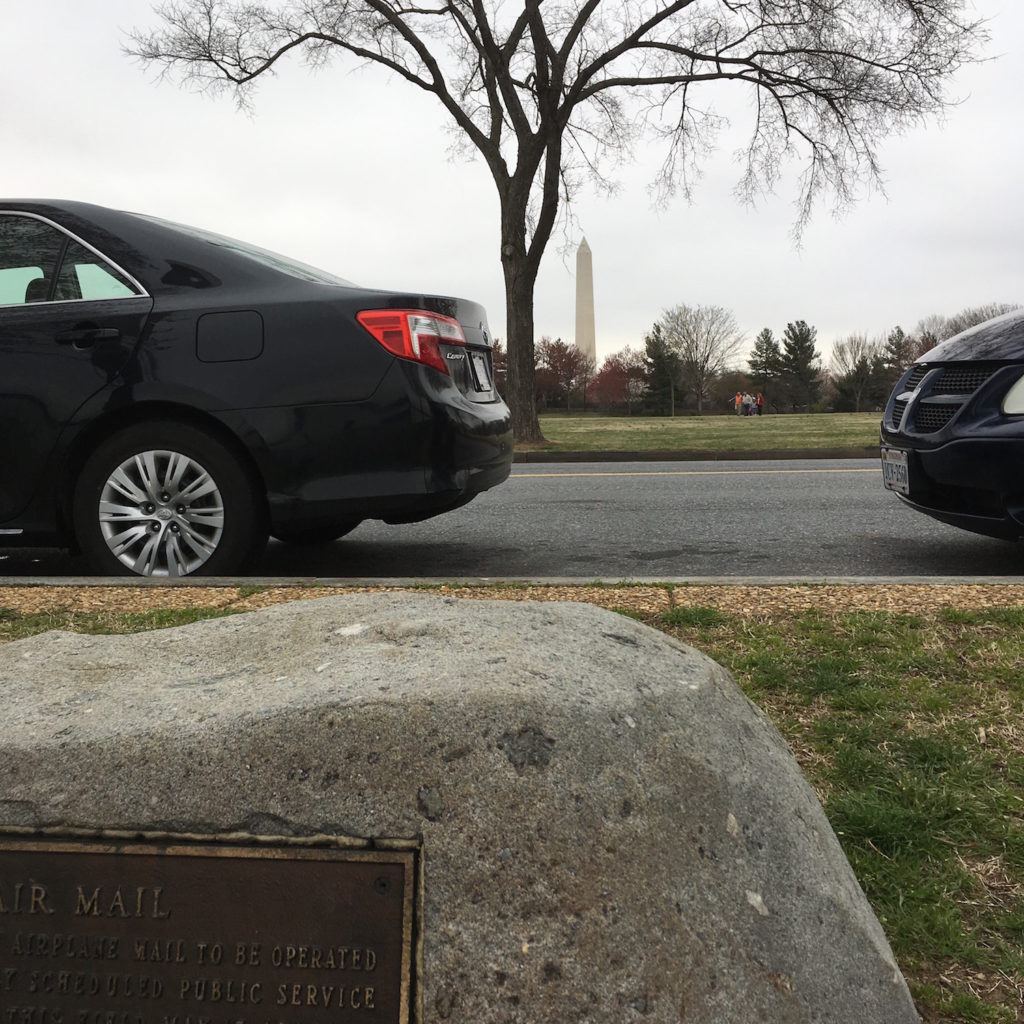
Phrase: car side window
[
  {"left": 54, "top": 240, "right": 139, "bottom": 301},
  {"left": 0, "top": 215, "right": 65, "bottom": 307},
  {"left": 0, "top": 214, "right": 143, "bottom": 306}
]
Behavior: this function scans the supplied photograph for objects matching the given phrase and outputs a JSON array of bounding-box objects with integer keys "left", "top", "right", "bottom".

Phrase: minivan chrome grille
[
  {"left": 930, "top": 366, "right": 995, "bottom": 394},
  {"left": 891, "top": 399, "right": 908, "bottom": 430},
  {"left": 912, "top": 404, "right": 959, "bottom": 433},
  {"left": 904, "top": 365, "right": 928, "bottom": 390},
  {"left": 890, "top": 363, "right": 1000, "bottom": 435}
]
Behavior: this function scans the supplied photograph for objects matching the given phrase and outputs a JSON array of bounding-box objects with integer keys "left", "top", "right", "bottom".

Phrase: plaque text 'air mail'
[{"left": 0, "top": 837, "right": 415, "bottom": 1024}]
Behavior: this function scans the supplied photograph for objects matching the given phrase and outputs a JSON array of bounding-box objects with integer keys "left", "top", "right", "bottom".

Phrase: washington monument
[{"left": 574, "top": 237, "right": 596, "bottom": 363}]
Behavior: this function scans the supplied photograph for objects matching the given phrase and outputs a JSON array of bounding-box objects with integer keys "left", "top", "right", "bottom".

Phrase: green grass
[
  {"left": 532, "top": 411, "right": 880, "bottom": 452},
  {"left": 0, "top": 606, "right": 243, "bottom": 643},
  {"left": 2, "top": 593, "right": 1023, "bottom": 1022},
  {"left": 657, "top": 605, "right": 1024, "bottom": 1023}
]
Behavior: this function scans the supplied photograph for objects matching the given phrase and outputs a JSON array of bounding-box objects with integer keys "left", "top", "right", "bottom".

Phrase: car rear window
[{"left": 134, "top": 214, "right": 356, "bottom": 287}]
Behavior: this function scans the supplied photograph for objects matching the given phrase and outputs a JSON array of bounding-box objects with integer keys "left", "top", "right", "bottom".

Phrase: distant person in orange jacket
[{"left": 734, "top": 392, "right": 743, "bottom": 415}]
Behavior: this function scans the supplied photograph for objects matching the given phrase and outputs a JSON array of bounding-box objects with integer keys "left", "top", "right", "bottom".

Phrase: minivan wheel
[{"left": 73, "top": 422, "right": 267, "bottom": 577}]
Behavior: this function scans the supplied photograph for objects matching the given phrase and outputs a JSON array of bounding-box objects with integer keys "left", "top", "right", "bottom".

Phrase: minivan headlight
[{"left": 1003, "top": 374, "right": 1024, "bottom": 415}]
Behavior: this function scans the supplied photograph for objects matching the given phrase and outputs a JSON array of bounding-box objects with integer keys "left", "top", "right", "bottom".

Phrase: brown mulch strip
[{"left": 1, "top": 583, "right": 1023, "bottom": 619}]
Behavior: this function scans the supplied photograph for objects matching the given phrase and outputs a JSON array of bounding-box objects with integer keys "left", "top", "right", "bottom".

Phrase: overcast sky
[{"left": 4, "top": 1, "right": 1020, "bottom": 366}]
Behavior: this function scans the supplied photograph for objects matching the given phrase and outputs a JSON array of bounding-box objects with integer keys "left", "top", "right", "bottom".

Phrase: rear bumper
[{"left": 253, "top": 360, "right": 513, "bottom": 529}]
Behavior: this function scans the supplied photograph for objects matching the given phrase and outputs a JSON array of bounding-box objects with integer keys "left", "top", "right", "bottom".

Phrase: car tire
[
  {"left": 73, "top": 421, "right": 268, "bottom": 577},
  {"left": 271, "top": 520, "right": 362, "bottom": 546}
]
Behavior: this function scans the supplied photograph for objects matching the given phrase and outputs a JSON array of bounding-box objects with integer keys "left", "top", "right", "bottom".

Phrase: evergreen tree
[
  {"left": 883, "top": 326, "right": 913, "bottom": 374},
  {"left": 643, "top": 324, "right": 680, "bottom": 416},
  {"left": 780, "top": 320, "right": 822, "bottom": 412},
  {"left": 748, "top": 328, "right": 783, "bottom": 397},
  {"left": 876, "top": 325, "right": 914, "bottom": 395}
]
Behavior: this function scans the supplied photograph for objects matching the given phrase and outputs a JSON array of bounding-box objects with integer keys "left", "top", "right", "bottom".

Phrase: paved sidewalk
[{"left": 3, "top": 580, "right": 1024, "bottom": 619}]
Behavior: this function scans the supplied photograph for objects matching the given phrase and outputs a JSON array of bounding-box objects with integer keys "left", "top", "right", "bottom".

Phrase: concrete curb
[
  {"left": 5, "top": 575, "right": 1024, "bottom": 588},
  {"left": 513, "top": 446, "right": 879, "bottom": 462}
]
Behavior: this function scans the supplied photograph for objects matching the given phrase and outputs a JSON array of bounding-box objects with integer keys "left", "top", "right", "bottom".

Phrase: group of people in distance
[{"left": 734, "top": 391, "right": 764, "bottom": 416}]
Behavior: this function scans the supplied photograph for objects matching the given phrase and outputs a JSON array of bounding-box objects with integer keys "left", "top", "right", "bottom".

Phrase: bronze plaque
[{"left": 0, "top": 834, "right": 416, "bottom": 1024}]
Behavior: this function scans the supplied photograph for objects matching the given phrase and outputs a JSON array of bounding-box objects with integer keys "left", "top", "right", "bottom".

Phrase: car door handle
[{"left": 55, "top": 327, "right": 121, "bottom": 347}]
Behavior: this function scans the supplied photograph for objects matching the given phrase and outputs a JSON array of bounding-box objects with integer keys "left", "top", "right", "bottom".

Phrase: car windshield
[{"left": 134, "top": 214, "right": 356, "bottom": 287}]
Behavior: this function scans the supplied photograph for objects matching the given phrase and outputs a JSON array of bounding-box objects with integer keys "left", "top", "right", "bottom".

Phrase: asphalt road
[{"left": 3, "top": 459, "right": 1023, "bottom": 580}]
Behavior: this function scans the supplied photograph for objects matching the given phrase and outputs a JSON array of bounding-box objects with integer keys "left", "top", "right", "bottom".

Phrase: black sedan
[
  {"left": 0, "top": 201, "right": 512, "bottom": 576},
  {"left": 880, "top": 308, "right": 1024, "bottom": 539}
]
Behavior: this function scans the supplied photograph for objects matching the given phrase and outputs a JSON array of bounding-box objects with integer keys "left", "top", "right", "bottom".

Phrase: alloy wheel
[{"left": 97, "top": 449, "right": 225, "bottom": 576}]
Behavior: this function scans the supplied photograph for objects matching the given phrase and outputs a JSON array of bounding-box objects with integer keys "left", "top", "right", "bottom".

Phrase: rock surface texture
[{"left": 0, "top": 594, "right": 918, "bottom": 1023}]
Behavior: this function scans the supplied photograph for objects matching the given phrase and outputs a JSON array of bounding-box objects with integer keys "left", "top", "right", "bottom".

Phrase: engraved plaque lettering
[{"left": 0, "top": 835, "right": 416, "bottom": 1024}]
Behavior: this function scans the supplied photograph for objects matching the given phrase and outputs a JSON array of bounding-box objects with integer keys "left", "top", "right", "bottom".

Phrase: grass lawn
[
  {"left": 533, "top": 411, "right": 881, "bottom": 452},
  {"left": 652, "top": 601, "right": 1024, "bottom": 1024},
  {"left": 2, "top": 585, "right": 1023, "bottom": 1022}
]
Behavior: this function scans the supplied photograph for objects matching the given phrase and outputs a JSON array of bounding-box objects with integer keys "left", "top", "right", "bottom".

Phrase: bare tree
[
  {"left": 913, "top": 313, "right": 949, "bottom": 351},
  {"left": 830, "top": 333, "right": 884, "bottom": 411},
  {"left": 914, "top": 303, "right": 1021, "bottom": 349},
  {"left": 831, "top": 334, "right": 883, "bottom": 377},
  {"left": 945, "top": 303, "right": 1022, "bottom": 337},
  {"left": 659, "top": 304, "right": 743, "bottom": 412},
  {"left": 917, "top": 299, "right": 1019, "bottom": 344},
  {"left": 128, "top": 0, "right": 986, "bottom": 442}
]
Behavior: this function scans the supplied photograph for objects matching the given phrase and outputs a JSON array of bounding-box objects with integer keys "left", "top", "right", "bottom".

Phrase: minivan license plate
[{"left": 881, "top": 447, "right": 910, "bottom": 495}]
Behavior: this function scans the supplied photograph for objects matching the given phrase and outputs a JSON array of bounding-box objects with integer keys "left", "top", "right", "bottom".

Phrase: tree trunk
[{"left": 501, "top": 236, "right": 544, "bottom": 444}]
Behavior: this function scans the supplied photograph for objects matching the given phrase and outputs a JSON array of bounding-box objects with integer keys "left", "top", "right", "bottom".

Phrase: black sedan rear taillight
[{"left": 357, "top": 309, "right": 466, "bottom": 374}]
